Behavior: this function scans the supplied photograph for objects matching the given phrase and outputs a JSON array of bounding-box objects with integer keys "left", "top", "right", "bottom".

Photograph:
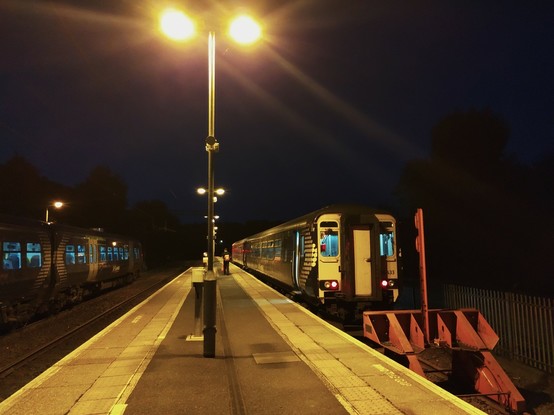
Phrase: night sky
[{"left": 1, "top": 1, "right": 553, "bottom": 223}]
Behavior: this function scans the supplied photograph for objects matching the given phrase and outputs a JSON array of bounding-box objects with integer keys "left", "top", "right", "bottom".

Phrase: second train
[{"left": 232, "top": 205, "right": 399, "bottom": 321}]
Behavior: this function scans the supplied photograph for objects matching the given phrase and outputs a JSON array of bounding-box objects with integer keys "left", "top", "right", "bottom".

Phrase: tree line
[
  {"left": 0, "top": 109, "right": 552, "bottom": 295},
  {"left": 0, "top": 158, "right": 196, "bottom": 267}
]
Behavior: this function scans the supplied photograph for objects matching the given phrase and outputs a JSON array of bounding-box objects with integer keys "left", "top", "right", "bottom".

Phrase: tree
[
  {"left": 0, "top": 155, "right": 70, "bottom": 220},
  {"left": 72, "top": 165, "right": 128, "bottom": 231},
  {"left": 394, "top": 109, "right": 549, "bottom": 295}
]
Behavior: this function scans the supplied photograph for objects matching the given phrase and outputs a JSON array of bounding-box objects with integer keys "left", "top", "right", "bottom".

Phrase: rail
[{"left": 443, "top": 284, "right": 554, "bottom": 374}]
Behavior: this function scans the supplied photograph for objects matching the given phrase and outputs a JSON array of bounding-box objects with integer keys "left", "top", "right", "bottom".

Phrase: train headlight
[{"left": 320, "top": 280, "right": 339, "bottom": 290}]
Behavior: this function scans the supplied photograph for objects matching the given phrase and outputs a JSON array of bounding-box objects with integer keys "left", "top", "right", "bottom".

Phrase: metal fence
[{"left": 443, "top": 284, "right": 554, "bottom": 374}]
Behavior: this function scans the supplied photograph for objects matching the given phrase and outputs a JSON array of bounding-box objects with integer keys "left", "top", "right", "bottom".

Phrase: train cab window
[
  {"left": 133, "top": 247, "right": 140, "bottom": 260},
  {"left": 99, "top": 245, "right": 107, "bottom": 261},
  {"left": 320, "top": 222, "right": 339, "bottom": 258},
  {"left": 3, "top": 242, "right": 22, "bottom": 270},
  {"left": 77, "top": 245, "right": 86, "bottom": 264},
  {"left": 26, "top": 242, "right": 42, "bottom": 268},
  {"left": 379, "top": 222, "right": 395, "bottom": 258},
  {"left": 65, "top": 245, "right": 76, "bottom": 265}
]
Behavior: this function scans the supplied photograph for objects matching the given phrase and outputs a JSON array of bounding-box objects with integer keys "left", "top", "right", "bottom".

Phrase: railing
[{"left": 443, "top": 284, "right": 554, "bottom": 374}]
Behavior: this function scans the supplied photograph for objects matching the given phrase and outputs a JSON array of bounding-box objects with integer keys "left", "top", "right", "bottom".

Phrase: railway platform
[{"left": 0, "top": 263, "right": 486, "bottom": 415}]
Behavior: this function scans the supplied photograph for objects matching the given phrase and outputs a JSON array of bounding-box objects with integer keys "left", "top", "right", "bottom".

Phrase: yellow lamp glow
[
  {"left": 160, "top": 9, "right": 196, "bottom": 41},
  {"left": 229, "top": 15, "right": 261, "bottom": 45}
]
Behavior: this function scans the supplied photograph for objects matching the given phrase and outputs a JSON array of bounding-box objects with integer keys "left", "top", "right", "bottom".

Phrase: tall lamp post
[{"left": 160, "top": 9, "right": 261, "bottom": 357}]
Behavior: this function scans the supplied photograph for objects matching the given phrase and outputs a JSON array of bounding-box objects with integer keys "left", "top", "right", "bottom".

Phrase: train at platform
[
  {"left": 0, "top": 215, "right": 143, "bottom": 329},
  {"left": 232, "top": 205, "right": 399, "bottom": 321}
]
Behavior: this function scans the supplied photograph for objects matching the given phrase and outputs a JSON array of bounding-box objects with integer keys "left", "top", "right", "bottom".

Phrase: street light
[
  {"left": 45, "top": 201, "right": 64, "bottom": 223},
  {"left": 197, "top": 187, "right": 225, "bottom": 202},
  {"left": 160, "top": 9, "right": 261, "bottom": 358}
]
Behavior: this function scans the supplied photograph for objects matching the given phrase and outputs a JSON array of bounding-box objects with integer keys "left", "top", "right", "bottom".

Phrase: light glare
[
  {"left": 160, "top": 9, "right": 195, "bottom": 41},
  {"left": 229, "top": 15, "right": 261, "bottom": 45}
]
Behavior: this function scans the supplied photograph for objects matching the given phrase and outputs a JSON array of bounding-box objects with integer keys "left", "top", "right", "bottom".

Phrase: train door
[
  {"left": 353, "top": 227, "right": 372, "bottom": 296},
  {"left": 87, "top": 238, "right": 99, "bottom": 282},
  {"left": 376, "top": 214, "right": 399, "bottom": 301},
  {"left": 318, "top": 215, "right": 341, "bottom": 297},
  {"left": 292, "top": 231, "right": 301, "bottom": 288}
]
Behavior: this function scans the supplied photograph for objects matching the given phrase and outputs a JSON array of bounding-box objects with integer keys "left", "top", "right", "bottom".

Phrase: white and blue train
[
  {"left": 232, "top": 205, "right": 398, "bottom": 320},
  {"left": 0, "top": 215, "right": 143, "bottom": 328}
]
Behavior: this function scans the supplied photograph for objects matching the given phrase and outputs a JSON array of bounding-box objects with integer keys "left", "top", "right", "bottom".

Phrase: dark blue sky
[{"left": 1, "top": 1, "right": 553, "bottom": 222}]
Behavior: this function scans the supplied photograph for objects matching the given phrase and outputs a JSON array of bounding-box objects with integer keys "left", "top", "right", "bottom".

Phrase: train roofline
[{"left": 233, "top": 204, "right": 394, "bottom": 244}]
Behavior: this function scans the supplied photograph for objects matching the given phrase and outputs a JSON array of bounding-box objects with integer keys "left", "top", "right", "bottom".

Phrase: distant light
[
  {"left": 215, "top": 188, "right": 225, "bottom": 196},
  {"left": 160, "top": 9, "right": 196, "bottom": 41},
  {"left": 197, "top": 188, "right": 207, "bottom": 195},
  {"left": 53, "top": 201, "right": 64, "bottom": 209},
  {"left": 229, "top": 15, "right": 261, "bottom": 45}
]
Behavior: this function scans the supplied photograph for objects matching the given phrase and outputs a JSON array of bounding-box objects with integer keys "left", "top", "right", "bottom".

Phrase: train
[
  {"left": 232, "top": 205, "right": 399, "bottom": 320},
  {"left": 0, "top": 215, "right": 143, "bottom": 328}
]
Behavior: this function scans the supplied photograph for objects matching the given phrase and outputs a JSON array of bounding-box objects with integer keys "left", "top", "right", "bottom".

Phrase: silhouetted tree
[
  {"left": 394, "top": 109, "right": 550, "bottom": 295},
  {"left": 0, "top": 155, "right": 70, "bottom": 220},
  {"left": 72, "top": 165, "right": 128, "bottom": 232}
]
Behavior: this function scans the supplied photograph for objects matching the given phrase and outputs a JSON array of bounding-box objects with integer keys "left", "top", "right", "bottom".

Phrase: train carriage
[
  {"left": 0, "top": 216, "right": 52, "bottom": 324},
  {"left": 0, "top": 215, "right": 143, "bottom": 327},
  {"left": 232, "top": 205, "right": 398, "bottom": 320}
]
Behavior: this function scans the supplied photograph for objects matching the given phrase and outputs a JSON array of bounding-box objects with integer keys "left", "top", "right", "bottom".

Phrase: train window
[
  {"left": 320, "top": 229, "right": 339, "bottom": 257},
  {"left": 133, "top": 247, "right": 140, "bottom": 259},
  {"left": 108, "top": 247, "right": 113, "bottom": 261},
  {"left": 26, "top": 242, "right": 42, "bottom": 268},
  {"left": 274, "top": 239, "right": 282, "bottom": 260},
  {"left": 77, "top": 245, "right": 86, "bottom": 264},
  {"left": 3, "top": 242, "right": 22, "bottom": 270},
  {"left": 66, "top": 245, "right": 76, "bottom": 265},
  {"left": 379, "top": 232, "right": 395, "bottom": 258},
  {"left": 119, "top": 247, "right": 124, "bottom": 260},
  {"left": 124, "top": 246, "right": 129, "bottom": 260},
  {"left": 99, "top": 245, "right": 107, "bottom": 261},
  {"left": 113, "top": 247, "right": 119, "bottom": 261}
]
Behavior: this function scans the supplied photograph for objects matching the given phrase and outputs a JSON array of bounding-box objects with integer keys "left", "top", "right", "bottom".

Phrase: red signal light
[{"left": 381, "top": 279, "right": 389, "bottom": 288}]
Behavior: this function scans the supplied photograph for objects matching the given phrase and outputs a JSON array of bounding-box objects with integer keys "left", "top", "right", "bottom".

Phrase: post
[
  {"left": 415, "top": 208, "right": 430, "bottom": 344},
  {"left": 203, "top": 30, "right": 217, "bottom": 358}
]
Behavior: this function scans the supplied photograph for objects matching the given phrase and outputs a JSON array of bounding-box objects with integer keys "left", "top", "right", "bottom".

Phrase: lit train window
[
  {"left": 77, "top": 245, "right": 86, "bottom": 264},
  {"left": 108, "top": 247, "right": 113, "bottom": 261},
  {"left": 124, "top": 246, "right": 129, "bottom": 260},
  {"left": 66, "top": 245, "right": 76, "bottom": 265},
  {"left": 119, "top": 247, "right": 124, "bottom": 260},
  {"left": 26, "top": 242, "right": 42, "bottom": 268},
  {"left": 99, "top": 245, "right": 106, "bottom": 261},
  {"left": 320, "top": 223, "right": 339, "bottom": 258},
  {"left": 2, "top": 242, "right": 21, "bottom": 270},
  {"left": 379, "top": 232, "right": 394, "bottom": 257}
]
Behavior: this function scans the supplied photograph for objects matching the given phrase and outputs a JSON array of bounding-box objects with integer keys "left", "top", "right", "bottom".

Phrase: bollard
[
  {"left": 203, "top": 270, "right": 217, "bottom": 357},
  {"left": 186, "top": 268, "right": 205, "bottom": 342}
]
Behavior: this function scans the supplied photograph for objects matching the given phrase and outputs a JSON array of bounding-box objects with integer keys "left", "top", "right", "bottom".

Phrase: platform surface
[{"left": 0, "top": 264, "right": 486, "bottom": 415}]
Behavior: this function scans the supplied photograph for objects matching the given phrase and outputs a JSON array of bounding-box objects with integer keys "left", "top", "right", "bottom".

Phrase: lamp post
[
  {"left": 160, "top": 9, "right": 261, "bottom": 357},
  {"left": 45, "top": 201, "right": 64, "bottom": 223}
]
